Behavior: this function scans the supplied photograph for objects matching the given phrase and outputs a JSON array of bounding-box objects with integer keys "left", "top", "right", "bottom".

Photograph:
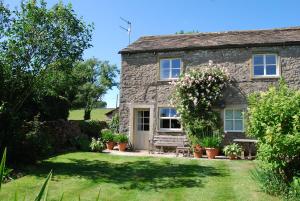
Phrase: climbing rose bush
[{"left": 171, "top": 67, "right": 230, "bottom": 137}]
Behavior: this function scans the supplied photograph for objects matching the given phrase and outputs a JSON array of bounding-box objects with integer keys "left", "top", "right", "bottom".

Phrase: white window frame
[
  {"left": 224, "top": 108, "right": 245, "bottom": 132},
  {"left": 252, "top": 54, "right": 279, "bottom": 78},
  {"left": 159, "top": 58, "right": 181, "bottom": 80},
  {"left": 158, "top": 107, "right": 182, "bottom": 131}
]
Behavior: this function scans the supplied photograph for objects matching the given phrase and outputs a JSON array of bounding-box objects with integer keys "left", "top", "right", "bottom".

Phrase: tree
[
  {"left": 0, "top": 0, "right": 93, "bottom": 152},
  {"left": 95, "top": 101, "right": 107, "bottom": 108},
  {"left": 72, "top": 59, "right": 119, "bottom": 120}
]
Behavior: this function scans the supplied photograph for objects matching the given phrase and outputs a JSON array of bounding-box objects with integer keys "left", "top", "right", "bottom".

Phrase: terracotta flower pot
[
  {"left": 205, "top": 148, "right": 219, "bottom": 159},
  {"left": 228, "top": 154, "right": 237, "bottom": 160},
  {"left": 193, "top": 145, "right": 203, "bottom": 158},
  {"left": 195, "top": 144, "right": 201, "bottom": 150},
  {"left": 106, "top": 141, "right": 115, "bottom": 150},
  {"left": 118, "top": 142, "right": 127, "bottom": 152},
  {"left": 194, "top": 150, "right": 203, "bottom": 158}
]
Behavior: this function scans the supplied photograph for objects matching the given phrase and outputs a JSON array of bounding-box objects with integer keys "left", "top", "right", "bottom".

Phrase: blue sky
[{"left": 6, "top": 0, "right": 300, "bottom": 108}]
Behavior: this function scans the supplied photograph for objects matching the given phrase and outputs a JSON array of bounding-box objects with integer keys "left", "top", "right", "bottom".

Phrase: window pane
[
  {"left": 161, "top": 59, "right": 170, "bottom": 69},
  {"left": 171, "top": 119, "right": 181, "bottom": 128},
  {"left": 172, "top": 59, "right": 181, "bottom": 69},
  {"left": 253, "top": 55, "right": 264, "bottom": 65},
  {"left": 144, "top": 111, "right": 149, "bottom": 117},
  {"left": 160, "top": 108, "right": 169, "bottom": 117},
  {"left": 137, "top": 124, "right": 143, "bottom": 131},
  {"left": 254, "top": 65, "right": 264, "bottom": 75},
  {"left": 143, "top": 124, "right": 149, "bottom": 131},
  {"left": 235, "top": 120, "right": 243, "bottom": 131},
  {"left": 234, "top": 110, "right": 243, "bottom": 119},
  {"left": 172, "top": 69, "right": 180, "bottom": 78},
  {"left": 225, "top": 110, "right": 233, "bottom": 119},
  {"left": 144, "top": 117, "right": 149, "bottom": 124},
  {"left": 161, "top": 69, "right": 170, "bottom": 79},
  {"left": 266, "top": 55, "right": 276, "bottom": 64},
  {"left": 137, "top": 111, "right": 143, "bottom": 118},
  {"left": 160, "top": 119, "right": 170, "bottom": 128},
  {"left": 138, "top": 117, "right": 143, "bottom": 125},
  {"left": 266, "top": 65, "right": 277, "bottom": 75},
  {"left": 170, "top": 108, "right": 177, "bottom": 117},
  {"left": 225, "top": 120, "right": 233, "bottom": 131}
]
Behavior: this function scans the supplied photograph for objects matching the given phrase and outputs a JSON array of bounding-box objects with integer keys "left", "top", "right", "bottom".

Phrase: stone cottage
[{"left": 119, "top": 27, "right": 300, "bottom": 150}]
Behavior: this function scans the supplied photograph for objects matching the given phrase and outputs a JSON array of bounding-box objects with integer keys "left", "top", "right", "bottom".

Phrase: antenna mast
[{"left": 120, "top": 17, "right": 131, "bottom": 45}]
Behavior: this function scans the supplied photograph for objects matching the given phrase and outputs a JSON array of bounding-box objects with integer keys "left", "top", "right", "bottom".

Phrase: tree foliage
[
  {"left": 72, "top": 58, "right": 119, "bottom": 120},
  {"left": 0, "top": 0, "right": 93, "bottom": 154}
]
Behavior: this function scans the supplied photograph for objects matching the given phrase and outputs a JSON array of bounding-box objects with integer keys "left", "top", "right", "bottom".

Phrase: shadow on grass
[{"left": 27, "top": 157, "right": 228, "bottom": 191}]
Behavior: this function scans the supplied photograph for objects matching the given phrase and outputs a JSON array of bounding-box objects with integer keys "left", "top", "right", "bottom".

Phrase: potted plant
[
  {"left": 223, "top": 143, "right": 242, "bottom": 160},
  {"left": 190, "top": 135, "right": 203, "bottom": 158},
  {"left": 102, "top": 129, "right": 115, "bottom": 150},
  {"left": 115, "top": 133, "right": 128, "bottom": 152},
  {"left": 89, "top": 138, "right": 104, "bottom": 152},
  {"left": 201, "top": 135, "right": 222, "bottom": 159}
]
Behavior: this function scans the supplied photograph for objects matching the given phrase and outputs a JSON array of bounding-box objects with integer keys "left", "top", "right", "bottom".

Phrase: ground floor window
[
  {"left": 224, "top": 108, "right": 244, "bottom": 132},
  {"left": 159, "top": 108, "right": 181, "bottom": 131}
]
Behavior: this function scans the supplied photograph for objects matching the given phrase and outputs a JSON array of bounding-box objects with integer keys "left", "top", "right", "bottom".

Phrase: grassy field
[
  {"left": 68, "top": 108, "right": 112, "bottom": 121},
  {"left": 0, "top": 152, "right": 280, "bottom": 201}
]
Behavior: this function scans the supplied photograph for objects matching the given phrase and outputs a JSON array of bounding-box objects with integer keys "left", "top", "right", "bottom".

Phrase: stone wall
[{"left": 119, "top": 45, "right": 300, "bottom": 143}]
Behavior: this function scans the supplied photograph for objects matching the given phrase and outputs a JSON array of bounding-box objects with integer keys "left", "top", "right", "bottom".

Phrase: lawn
[
  {"left": 68, "top": 108, "right": 112, "bottom": 121},
  {"left": 0, "top": 152, "right": 280, "bottom": 201}
]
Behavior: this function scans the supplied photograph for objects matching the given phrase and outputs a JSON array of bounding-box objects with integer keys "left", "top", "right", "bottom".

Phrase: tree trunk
[{"left": 84, "top": 109, "right": 91, "bottom": 120}]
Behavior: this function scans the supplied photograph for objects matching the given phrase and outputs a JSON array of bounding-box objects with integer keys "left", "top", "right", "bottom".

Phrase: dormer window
[
  {"left": 252, "top": 54, "right": 279, "bottom": 78},
  {"left": 160, "top": 58, "right": 181, "bottom": 80}
]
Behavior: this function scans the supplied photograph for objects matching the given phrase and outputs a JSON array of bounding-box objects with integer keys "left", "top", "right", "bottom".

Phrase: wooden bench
[
  {"left": 149, "top": 135, "right": 190, "bottom": 156},
  {"left": 233, "top": 139, "right": 258, "bottom": 159}
]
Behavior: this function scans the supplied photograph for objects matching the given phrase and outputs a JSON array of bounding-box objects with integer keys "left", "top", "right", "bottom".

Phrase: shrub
[
  {"left": 74, "top": 135, "right": 90, "bottom": 151},
  {"left": 114, "top": 134, "right": 128, "bottom": 143},
  {"left": 102, "top": 129, "right": 115, "bottom": 142},
  {"left": 9, "top": 115, "right": 54, "bottom": 164},
  {"left": 247, "top": 79, "right": 300, "bottom": 197},
  {"left": 79, "top": 120, "right": 107, "bottom": 138},
  {"left": 223, "top": 143, "right": 242, "bottom": 156},
  {"left": 288, "top": 177, "right": 300, "bottom": 200},
  {"left": 90, "top": 138, "right": 104, "bottom": 152},
  {"left": 247, "top": 80, "right": 300, "bottom": 176}
]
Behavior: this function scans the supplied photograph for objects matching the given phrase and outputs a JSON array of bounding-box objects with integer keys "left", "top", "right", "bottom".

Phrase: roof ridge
[{"left": 138, "top": 26, "right": 300, "bottom": 38}]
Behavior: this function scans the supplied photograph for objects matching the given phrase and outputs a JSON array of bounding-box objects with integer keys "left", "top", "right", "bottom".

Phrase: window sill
[
  {"left": 224, "top": 130, "right": 245, "bottom": 133},
  {"left": 157, "top": 129, "right": 183, "bottom": 133},
  {"left": 251, "top": 75, "right": 280, "bottom": 79},
  {"left": 158, "top": 78, "right": 179, "bottom": 82}
]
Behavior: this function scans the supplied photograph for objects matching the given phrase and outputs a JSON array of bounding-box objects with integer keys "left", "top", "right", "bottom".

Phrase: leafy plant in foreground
[{"left": 90, "top": 138, "right": 104, "bottom": 152}]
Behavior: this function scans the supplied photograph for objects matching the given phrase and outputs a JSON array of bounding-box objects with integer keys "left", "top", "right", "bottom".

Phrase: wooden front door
[{"left": 134, "top": 109, "right": 150, "bottom": 150}]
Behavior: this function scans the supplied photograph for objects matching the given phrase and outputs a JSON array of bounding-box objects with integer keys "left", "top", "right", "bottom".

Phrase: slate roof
[{"left": 119, "top": 27, "right": 300, "bottom": 54}]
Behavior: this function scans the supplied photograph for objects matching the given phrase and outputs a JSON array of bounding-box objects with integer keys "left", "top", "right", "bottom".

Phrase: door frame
[{"left": 129, "top": 104, "right": 154, "bottom": 150}]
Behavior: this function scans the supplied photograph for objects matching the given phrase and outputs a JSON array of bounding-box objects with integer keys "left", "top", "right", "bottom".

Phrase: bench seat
[{"left": 149, "top": 135, "right": 189, "bottom": 155}]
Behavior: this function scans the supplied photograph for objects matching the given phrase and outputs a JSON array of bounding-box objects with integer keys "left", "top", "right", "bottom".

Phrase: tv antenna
[{"left": 120, "top": 17, "right": 131, "bottom": 45}]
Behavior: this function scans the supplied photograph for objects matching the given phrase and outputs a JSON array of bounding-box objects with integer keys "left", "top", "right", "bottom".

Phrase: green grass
[
  {"left": 68, "top": 108, "right": 112, "bottom": 121},
  {"left": 0, "top": 152, "right": 281, "bottom": 201}
]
